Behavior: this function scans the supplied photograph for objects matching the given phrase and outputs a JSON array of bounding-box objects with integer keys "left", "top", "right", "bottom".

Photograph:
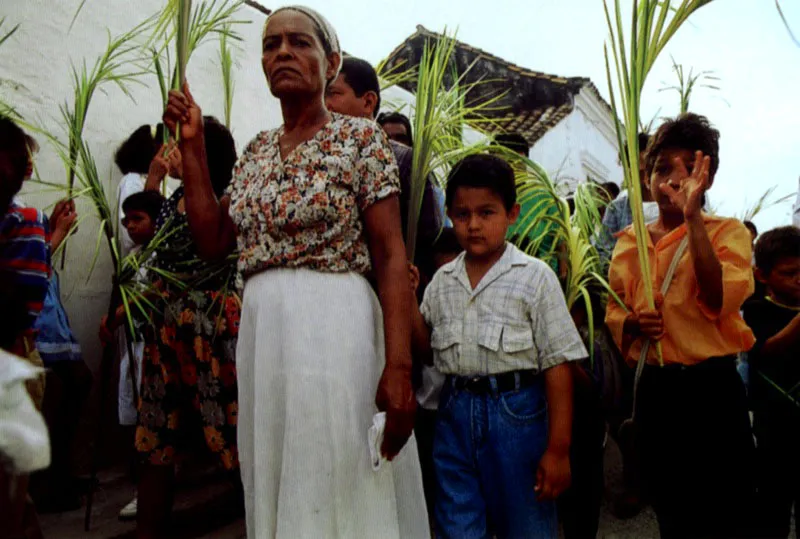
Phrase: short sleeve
[
  {"left": 354, "top": 123, "right": 401, "bottom": 211},
  {"left": 0, "top": 208, "right": 51, "bottom": 329},
  {"left": 419, "top": 273, "right": 437, "bottom": 326},
  {"left": 528, "top": 264, "right": 587, "bottom": 370},
  {"left": 696, "top": 219, "right": 755, "bottom": 320}
]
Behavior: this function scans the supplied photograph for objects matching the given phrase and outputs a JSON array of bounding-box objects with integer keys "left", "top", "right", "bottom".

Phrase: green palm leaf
[{"left": 603, "top": 0, "right": 713, "bottom": 365}]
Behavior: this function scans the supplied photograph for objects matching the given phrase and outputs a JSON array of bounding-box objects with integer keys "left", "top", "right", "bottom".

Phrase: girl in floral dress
[
  {"left": 134, "top": 116, "right": 241, "bottom": 538},
  {"left": 162, "top": 6, "right": 427, "bottom": 538}
]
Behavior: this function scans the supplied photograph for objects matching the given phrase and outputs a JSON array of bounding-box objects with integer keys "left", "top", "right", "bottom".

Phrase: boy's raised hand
[
  {"left": 660, "top": 150, "right": 710, "bottom": 220},
  {"left": 50, "top": 199, "right": 77, "bottom": 234},
  {"left": 535, "top": 447, "right": 571, "bottom": 501}
]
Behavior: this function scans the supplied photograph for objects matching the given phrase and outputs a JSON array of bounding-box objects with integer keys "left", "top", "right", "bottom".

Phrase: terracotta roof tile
[{"left": 383, "top": 25, "right": 614, "bottom": 145}]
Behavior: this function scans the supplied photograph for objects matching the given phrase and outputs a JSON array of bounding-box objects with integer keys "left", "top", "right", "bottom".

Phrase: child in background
[
  {"left": 410, "top": 154, "right": 585, "bottom": 538},
  {"left": 606, "top": 113, "right": 757, "bottom": 538},
  {"left": 99, "top": 189, "right": 164, "bottom": 521},
  {"left": 559, "top": 292, "right": 622, "bottom": 539},
  {"left": 30, "top": 198, "right": 94, "bottom": 514},
  {"left": 409, "top": 227, "right": 462, "bottom": 524},
  {"left": 0, "top": 116, "right": 50, "bottom": 539},
  {"left": 114, "top": 125, "right": 170, "bottom": 256},
  {"left": 743, "top": 226, "right": 800, "bottom": 538}
]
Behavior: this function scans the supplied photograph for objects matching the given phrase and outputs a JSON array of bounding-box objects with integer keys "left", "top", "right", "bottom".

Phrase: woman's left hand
[{"left": 376, "top": 365, "right": 416, "bottom": 460}]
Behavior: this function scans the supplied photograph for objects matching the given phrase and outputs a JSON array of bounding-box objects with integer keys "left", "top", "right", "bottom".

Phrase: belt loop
[
  {"left": 514, "top": 371, "right": 520, "bottom": 391},
  {"left": 488, "top": 375, "right": 499, "bottom": 398}
]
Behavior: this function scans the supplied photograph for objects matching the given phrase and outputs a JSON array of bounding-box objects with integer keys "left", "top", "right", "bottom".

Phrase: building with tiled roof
[{"left": 382, "top": 26, "right": 623, "bottom": 193}]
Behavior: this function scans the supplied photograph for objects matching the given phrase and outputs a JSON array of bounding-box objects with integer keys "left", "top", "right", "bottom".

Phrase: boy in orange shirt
[{"left": 606, "top": 113, "right": 757, "bottom": 538}]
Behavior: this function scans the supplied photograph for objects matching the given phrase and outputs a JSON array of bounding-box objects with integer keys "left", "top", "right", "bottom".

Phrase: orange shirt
[{"left": 605, "top": 214, "right": 755, "bottom": 366}]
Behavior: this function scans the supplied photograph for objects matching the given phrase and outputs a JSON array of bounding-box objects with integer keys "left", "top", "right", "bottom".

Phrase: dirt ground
[{"left": 38, "top": 435, "right": 663, "bottom": 539}]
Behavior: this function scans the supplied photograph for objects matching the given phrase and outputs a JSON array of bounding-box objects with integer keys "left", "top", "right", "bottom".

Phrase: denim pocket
[{"left": 499, "top": 387, "right": 547, "bottom": 424}]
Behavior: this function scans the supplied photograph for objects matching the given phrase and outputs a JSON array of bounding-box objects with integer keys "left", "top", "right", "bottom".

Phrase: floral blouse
[{"left": 227, "top": 113, "right": 400, "bottom": 288}]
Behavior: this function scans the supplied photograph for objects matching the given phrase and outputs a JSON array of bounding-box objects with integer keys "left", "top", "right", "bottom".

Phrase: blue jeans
[{"left": 433, "top": 374, "right": 557, "bottom": 539}]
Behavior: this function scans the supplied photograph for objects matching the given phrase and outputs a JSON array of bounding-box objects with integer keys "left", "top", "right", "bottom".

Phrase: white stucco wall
[
  {"left": 529, "top": 87, "right": 623, "bottom": 194},
  {"left": 3, "top": 0, "right": 279, "bottom": 375},
  {"left": 384, "top": 84, "right": 623, "bottom": 195}
]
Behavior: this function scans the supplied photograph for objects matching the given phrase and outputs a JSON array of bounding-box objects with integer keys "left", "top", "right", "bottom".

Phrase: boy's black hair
[
  {"left": 432, "top": 227, "right": 463, "bottom": 257},
  {"left": 619, "top": 132, "right": 651, "bottom": 164},
  {"left": 122, "top": 190, "right": 165, "bottom": 221},
  {"left": 643, "top": 113, "right": 720, "bottom": 182},
  {"left": 203, "top": 116, "right": 237, "bottom": 197},
  {"left": 445, "top": 154, "right": 516, "bottom": 211},
  {"left": 743, "top": 220, "right": 758, "bottom": 237},
  {"left": 601, "top": 181, "right": 621, "bottom": 201},
  {"left": 754, "top": 226, "right": 800, "bottom": 276},
  {"left": 0, "top": 116, "right": 32, "bottom": 202},
  {"left": 115, "top": 124, "right": 165, "bottom": 175},
  {"left": 339, "top": 56, "right": 381, "bottom": 118},
  {"left": 492, "top": 132, "right": 530, "bottom": 156},
  {"left": 376, "top": 112, "right": 413, "bottom": 146}
]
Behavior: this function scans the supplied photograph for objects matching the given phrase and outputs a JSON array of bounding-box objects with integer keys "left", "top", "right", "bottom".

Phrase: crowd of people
[{"left": 1, "top": 5, "right": 799, "bottom": 539}]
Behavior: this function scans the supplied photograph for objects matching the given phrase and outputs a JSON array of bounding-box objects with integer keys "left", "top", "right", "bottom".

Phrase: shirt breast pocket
[
  {"left": 500, "top": 323, "right": 537, "bottom": 371},
  {"left": 431, "top": 322, "right": 462, "bottom": 372}
]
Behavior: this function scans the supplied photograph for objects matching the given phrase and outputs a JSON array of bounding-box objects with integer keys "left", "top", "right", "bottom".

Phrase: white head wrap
[{"left": 263, "top": 5, "right": 342, "bottom": 80}]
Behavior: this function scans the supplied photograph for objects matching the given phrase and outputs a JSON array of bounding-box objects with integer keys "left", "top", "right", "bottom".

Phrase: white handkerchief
[{"left": 368, "top": 412, "right": 387, "bottom": 471}]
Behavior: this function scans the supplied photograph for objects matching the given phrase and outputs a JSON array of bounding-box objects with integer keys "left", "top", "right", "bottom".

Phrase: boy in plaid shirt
[{"left": 410, "top": 154, "right": 586, "bottom": 538}]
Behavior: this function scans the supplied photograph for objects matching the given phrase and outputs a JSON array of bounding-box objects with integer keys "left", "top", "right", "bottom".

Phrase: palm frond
[
  {"left": 604, "top": 0, "right": 713, "bottom": 365},
  {"left": 500, "top": 146, "right": 613, "bottom": 364},
  {"left": 776, "top": 0, "right": 800, "bottom": 48},
  {"left": 69, "top": 0, "right": 89, "bottom": 33},
  {"left": 0, "top": 17, "right": 20, "bottom": 48},
  {"left": 152, "top": 0, "right": 249, "bottom": 89},
  {"left": 659, "top": 56, "right": 722, "bottom": 114},
  {"left": 218, "top": 23, "right": 236, "bottom": 129},
  {"left": 375, "top": 57, "right": 418, "bottom": 93},
  {"left": 738, "top": 185, "right": 794, "bottom": 222},
  {"left": 60, "top": 14, "right": 156, "bottom": 208},
  {"left": 406, "top": 28, "right": 509, "bottom": 261},
  {"left": 0, "top": 18, "right": 22, "bottom": 119}
]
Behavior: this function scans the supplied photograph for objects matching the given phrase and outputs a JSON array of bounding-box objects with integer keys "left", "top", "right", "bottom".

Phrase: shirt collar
[{"left": 444, "top": 243, "right": 529, "bottom": 294}]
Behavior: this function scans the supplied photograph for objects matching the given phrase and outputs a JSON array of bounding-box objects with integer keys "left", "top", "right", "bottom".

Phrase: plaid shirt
[
  {"left": 421, "top": 243, "right": 586, "bottom": 376},
  {"left": 0, "top": 203, "right": 51, "bottom": 333}
]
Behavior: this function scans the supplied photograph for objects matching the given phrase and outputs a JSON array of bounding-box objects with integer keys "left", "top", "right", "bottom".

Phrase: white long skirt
[{"left": 237, "top": 268, "right": 429, "bottom": 538}]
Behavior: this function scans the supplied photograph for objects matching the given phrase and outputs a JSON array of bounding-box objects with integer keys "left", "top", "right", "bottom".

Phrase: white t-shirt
[{"left": 117, "top": 173, "right": 146, "bottom": 257}]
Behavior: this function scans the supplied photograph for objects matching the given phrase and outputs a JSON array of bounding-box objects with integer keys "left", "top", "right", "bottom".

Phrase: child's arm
[
  {"left": 661, "top": 152, "right": 753, "bottom": 316},
  {"left": 535, "top": 363, "right": 572, "bottom": 501},
  {"left": 686, "top": 212, "right": 724, "bottom": 313},
  {"left": 408, "top": 264, "right": 433, "bottom": 366},
  {"left": 760, "top": 312, "right": 800, "bottom": 357},
  {"left": 144, "top": 143, "right": 172, "bottom": 192}
]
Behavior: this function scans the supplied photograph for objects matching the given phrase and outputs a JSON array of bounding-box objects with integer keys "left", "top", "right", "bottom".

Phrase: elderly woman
[{"left": 162, "top": 6, "right": 426, "bottom": 538}]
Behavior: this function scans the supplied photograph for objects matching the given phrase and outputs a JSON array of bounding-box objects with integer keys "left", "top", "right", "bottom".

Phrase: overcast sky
[{"left": 267, "top": 0, "right": 799, "bottom": 231}]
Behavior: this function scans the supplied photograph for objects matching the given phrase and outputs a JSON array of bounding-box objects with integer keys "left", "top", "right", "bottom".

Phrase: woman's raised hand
[{"left": 163, "top": 82, "right": 203, "bottom": 143}]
